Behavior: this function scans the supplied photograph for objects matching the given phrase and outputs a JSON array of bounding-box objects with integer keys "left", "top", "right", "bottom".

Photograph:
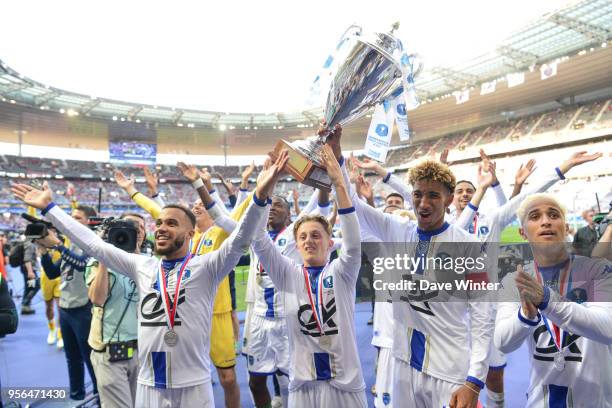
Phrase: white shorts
[
  {"left": 392, "top": 358, "right": 461, "bottom": 407},
  {"left": 374, "top": 347, "right": 395, "bottom": 408},
  {"left": 289, "top": 382, "right": 367, "bottom": 408},
  {"left": 243, "top": 313, "right": 290, "bottom": 375},
  {"left": 135, "top": 382, "right": 213, "bottom": 408},
  {"left": 488, "top": 344, "right": 507, "bottom": 371}
]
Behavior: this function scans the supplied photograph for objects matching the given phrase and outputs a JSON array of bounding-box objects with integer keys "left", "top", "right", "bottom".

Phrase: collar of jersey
[
  {"left": 537, "top": 256, "right": 571, "bottom": 279},
  {"left": 417, "top": 221, "right": 450, "bottom": 240}
]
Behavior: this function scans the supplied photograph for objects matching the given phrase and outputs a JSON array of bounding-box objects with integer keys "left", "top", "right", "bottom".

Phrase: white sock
[{"left": 487, "top": 389, "right": 504, "bottom": 408}]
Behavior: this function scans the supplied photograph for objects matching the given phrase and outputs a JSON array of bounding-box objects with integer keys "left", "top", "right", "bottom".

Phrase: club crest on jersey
[
  {"left": 479, "top": 226, "right": 489, "bottom": 235},
  {"left": 278, "top": 238, "right": 287, "bottom": 246},
  {"left": 183, "top": 269, "right": 192, "bottom": 280},
  {"left": 323, "top": 276, "right": 334, "bottom": 288},
  {"left": 204, "top": 239, "right": 213, "bottom": 247},
  {"left": 382, "top": 392, "right": 391, "bottom": 405}
]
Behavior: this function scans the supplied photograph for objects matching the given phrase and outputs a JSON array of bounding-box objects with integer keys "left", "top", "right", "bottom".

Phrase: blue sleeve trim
[
  {"left": 239, "top": 188, "right": 248, "bottom": 192},
  {"left": 491, "top": 181, "right": 500, "bottom": 187},
  {"left": 205, "top": 201, "right": 216, "bottom": 210},
  {"left": 338, "top": 207, "right": 355, "bottom": 215},
  {"left": 517, "top": 307, "right": 541, "bottom": 326},
  {"left": 338, "top": 156, "right": 344, "bottom": 167},
  {"left": 466, "top": 376, "right": 484, "bottom": 390},
  {"left": 253, "top": 193, "right": 267, "bottom": 207},
  {"left": 488, "top": 364, "right": 507, "bottom": 371},
  {"left": 41, "top": 202, "right": 56, "bottom": 216},
  {"left": 537, "top": 286, "right": 550, "bottom": 311},
  {"left": 467, "top": 202, "right": 478, "bottom": 212},
  {"left": 318, "top": 201, "right": 331, "bottom": 208},
  {"left": 209, "top": 189, "right": 216, "bottom": 194},
  {"left": 382, "top": 172, "right": 391, "bottom": 183},
  {"left": 267, "top": 198, "right": 272, "bottom": 205},
  {"left": 555, "top": 167, "right": 565, "bottom": 180}
]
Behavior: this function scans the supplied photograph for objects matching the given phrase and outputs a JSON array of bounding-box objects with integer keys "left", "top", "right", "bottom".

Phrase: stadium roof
[{"left": 0, "top": 0, "right": 610, "bottom": 131}]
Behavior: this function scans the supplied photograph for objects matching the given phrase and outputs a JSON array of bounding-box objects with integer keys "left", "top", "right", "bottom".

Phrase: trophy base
[{"left": 269, "top": 140, "right": 332, "bottom": 192}]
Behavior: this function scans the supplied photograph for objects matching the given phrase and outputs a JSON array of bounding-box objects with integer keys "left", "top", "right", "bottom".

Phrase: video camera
[
  {"left": 22, "top": 213, "right": 55, "bottom": 240},
  {"left": 88, "top": 217, "right": 138, "bottom": 253}
]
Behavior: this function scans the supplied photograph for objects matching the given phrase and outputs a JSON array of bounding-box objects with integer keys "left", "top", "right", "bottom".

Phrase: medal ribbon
[
  {"left": 534, "top": 256, "right": 573, "bottom": 351},
  {"left": 158, "top": 254, "right": 192, "bottom": 330},
  {"left": 472, "top": 214, "right": 478, "bottom": 238},
  {"left": 302, "top": 266, "right": 326, "bottom": 337}
]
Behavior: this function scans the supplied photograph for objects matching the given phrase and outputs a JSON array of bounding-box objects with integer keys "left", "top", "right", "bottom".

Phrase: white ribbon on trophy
[{"left": 364, "top": 100, "right": 395, "bottom": 162}]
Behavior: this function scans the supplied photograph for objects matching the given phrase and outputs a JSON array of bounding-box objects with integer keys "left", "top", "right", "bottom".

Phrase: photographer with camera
[
  {"left": 85, "top": 213, "right": 145, "bottom": 408},
  {"left": 19, "top": 237, "right": 41, "bottom": 315},
  {"left": 36, "top": 204, "right": 99, "bottom": 401}
]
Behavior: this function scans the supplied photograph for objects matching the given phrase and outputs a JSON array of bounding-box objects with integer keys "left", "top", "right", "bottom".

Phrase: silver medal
[
  {"left": 164, "top": 329, "right": 179, "bottom": 347},
  {"left": 553, "top": 351, "right": 565, "bottom": 371}
]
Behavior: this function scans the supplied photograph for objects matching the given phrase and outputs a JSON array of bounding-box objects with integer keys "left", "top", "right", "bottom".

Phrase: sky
[{"left": 1, "top": 0, "right": 573, "bottom": 113}]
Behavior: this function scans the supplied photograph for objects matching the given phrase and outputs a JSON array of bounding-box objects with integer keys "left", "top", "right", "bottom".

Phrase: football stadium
[{"left": 0, "top": 0, "right": 610, "bottom": 407}]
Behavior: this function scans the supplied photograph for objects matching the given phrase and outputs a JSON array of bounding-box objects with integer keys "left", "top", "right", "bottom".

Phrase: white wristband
[{"left": 192, "top": 178, "right": 204, "bottom": 189}]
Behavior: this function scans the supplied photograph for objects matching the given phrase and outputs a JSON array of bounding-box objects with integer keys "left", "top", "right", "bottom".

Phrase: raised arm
[
  {"left": 11, "top": 183, "right": 142, "bottom": 281},
  {"left": 115, "top": 169, "right": 162, "bottom": 219},
  {"left": 204, "top": 152, "right": 289, "bottom": 286},
  {"left": 352, "top": 156, "right": 413, "bottom": 207}
]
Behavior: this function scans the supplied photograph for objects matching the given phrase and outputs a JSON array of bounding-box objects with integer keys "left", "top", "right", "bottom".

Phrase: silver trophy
[{"left": 270, "top": 23, "right": 413, "bottom": 191}]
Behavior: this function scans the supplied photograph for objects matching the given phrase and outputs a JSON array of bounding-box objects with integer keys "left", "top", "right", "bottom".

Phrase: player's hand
[
  {"left": 514, "top": 159, "right": 537, "bottom": 186},
  {"left": 476, "top": 162, "right": 496, "bottom": 188},
  {"left": 449, "top": 383, "right": 480, "bottom": 408},
  {"left": 355, "top": 175, "right": 373, "bottom": 201},
  {"left": 319, "top": 121, "right": 343, "bottom": 161},
  {"left": 292, "top": 188, "right": 299, "bottom": 202},
  {"left": 479, "top": 149, "right": 499, "bottom": 185},
  {"left": 256, "top": 150, "right": 289, "bottom": 200},
  {"left": 11, "top": 181, "right": 53, "bottom": 210},
  {"left": 176, "top": 162, "right": 200, "bottom": 183},
  {"left": 351, "top": 156, "right": 387, "bottom": 178},
  {"left": 559, "top": 151, "right": 602, "bottom": 174},
  {"left": 143, "top": 167, "right": 159, "bottom": 195},
  {"left": 198, "top": 167, "right": 214, "bottom": 190},
  {"left": 242, "top": 161, "right": 256, "bottom": 181},
  {"left": 515, "top": 265, "right": 545, "bottom": 308},
  {"left": 114, "top": 170, "right": 136, "bottom": 195},
  {"left": 320, "top": 145, "right": 344, "bottom": 187}
]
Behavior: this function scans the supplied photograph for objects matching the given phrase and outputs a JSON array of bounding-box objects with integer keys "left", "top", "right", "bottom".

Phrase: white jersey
[
  {"left": 340, "top": 158, "right": 494, "bottom": 388},
  {"left": 44, "top": 200, "right": 266, "bottom": 389},
  {"left": 372, "top": 300, "right": 394, "bottom": 349},
  {"left": 455, "top": 167, "right": 565, "bottom": 242},
  {"left": 495, "top": 256, "right": 612, "bottom": 407},
  {"left": 251, "top": 205, "right": 366, "bottom": 393},
  {"left": 210, "top": 189, "right": 331, "bottom": 318}
]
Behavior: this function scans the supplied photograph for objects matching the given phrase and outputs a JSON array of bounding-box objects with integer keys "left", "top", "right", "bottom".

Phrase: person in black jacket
[{"left": 0, "top": 271, "right": 19, "bottom": 408}]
